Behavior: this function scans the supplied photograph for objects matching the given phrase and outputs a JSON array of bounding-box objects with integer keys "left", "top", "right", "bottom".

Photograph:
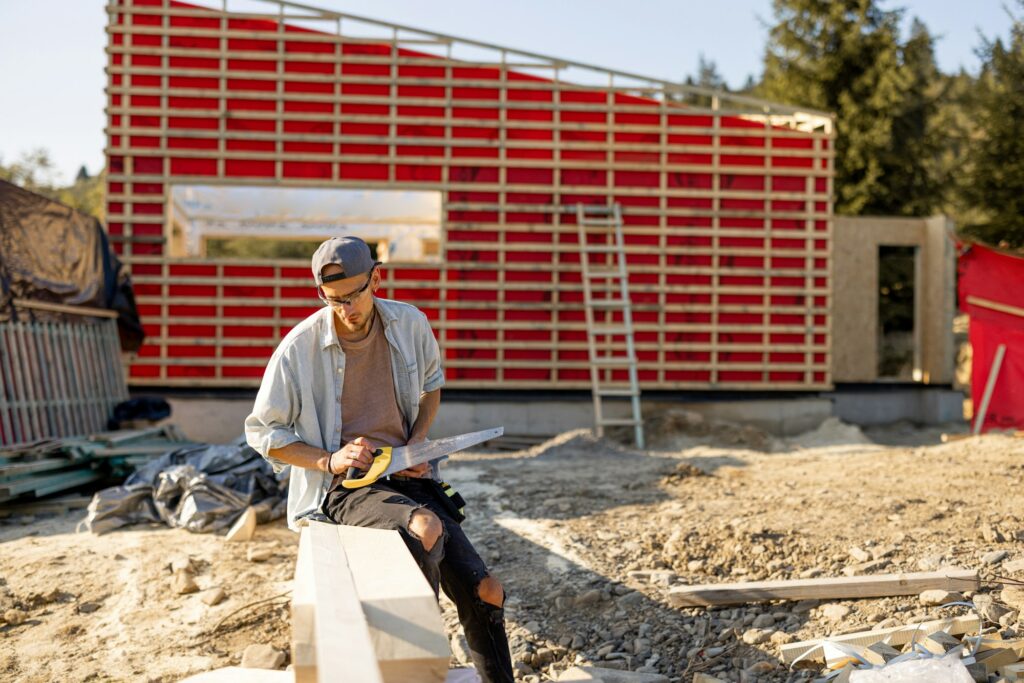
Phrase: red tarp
[{"left": 959, "top": 243, "right": 1024, "bottom": 431}]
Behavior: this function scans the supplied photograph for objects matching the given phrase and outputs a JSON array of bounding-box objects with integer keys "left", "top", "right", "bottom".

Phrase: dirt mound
[{"left": 787, "top": 416, "right": 874, "bottom": 449}]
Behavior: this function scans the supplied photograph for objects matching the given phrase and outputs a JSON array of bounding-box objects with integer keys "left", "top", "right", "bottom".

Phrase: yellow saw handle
[{"left": 341, "top": 447, "right": 392, "bottom": 489}]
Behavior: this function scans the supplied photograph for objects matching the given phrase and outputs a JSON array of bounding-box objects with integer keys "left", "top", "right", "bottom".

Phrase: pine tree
[
  {"left": 961, "top": 2, "right": 1024, "bottom": 247},
  {"left": 759, "top": 0, "right": 940, "bottom": 216}
]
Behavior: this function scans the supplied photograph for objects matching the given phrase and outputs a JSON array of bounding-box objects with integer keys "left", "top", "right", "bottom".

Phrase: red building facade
[{"left": 106, "top": 0, "right": 834, "bottom": 390}]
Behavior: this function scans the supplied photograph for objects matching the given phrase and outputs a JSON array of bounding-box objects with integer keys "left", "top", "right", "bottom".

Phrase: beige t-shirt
[{"left": 338, "top": 310, "right": 408, "bottom": 450}]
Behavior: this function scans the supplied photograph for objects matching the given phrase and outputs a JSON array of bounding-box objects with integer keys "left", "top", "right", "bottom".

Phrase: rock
[
  {"left": 2, "top": 609, "right": 26, "bottom": 626},
  {"left": 752, "top": 613, "right": 775, "bottom": 629},
  {"left": 1002, "top": 585, "right": 1024, "bottom": 611},
  {"left": 616, "top": 591, "right": 644, "bottom": 608},
  {"left": 770, "top": 631, "right": 795, "bottom": 646},
  {"left": 692, "top": 676, "right": 726, "bottom": 683},
  {"left": 169, "top": 556, "right": 195, "bottom": 573},
  {"left": 871, "top": 545, "right": 897, "bottom": 560},
  {"left": 687, "top": 560, "right": 706, "bottom": 573},
  {"left": 848, "top": 547, "right": 871, "bottom": 563},
  {"left": 240, "top": 643, "right": 285, "bottom": 670},
  {"left": 843, "top": 560, "right": 889, "bottom": 576},
  {"left": 575, "top": 589, "right": 602, "bottom": 607},
  {"left": 225, "top": 506, "right": 257, "bottom": 543},
  {"left": 982, "top": 526, "right": 1005, "bottom": 543},
  {"left": 793, "top": 599, "right": 819, "bottom": 614},
  {"left": 741, "top": 628, "right": 770, "bottom": 645},
  {"left": 746, "top": 660, "right": 775, "bottom": 674},
  {"left": 974, "top": 594, "right": 1013, "bottom": 623},
  {"left": 173, "top": 569, "right": 199, "bottom": 595},
  {"left": 201, "top": 587, "right": 226, "bottom": 606},
  {"left": 920, "top": 590, "right": 963, "bottom": 606},
  {"left": 246, "top": 546, "right": 274, "bottom": 563},
  {"left": 556, "top": 666, "right": 669, "bottom": 682},
  {"left": 999, "top": 610, "right": 1018, "bottom": 627},
  {"left": 571, "top": 634, "right": 586, "bottom": 649},
  {"left": 918, "top": 555, "right": 944, "bottom": 571},
  {"left": 1004, "top": 558, "right": 1024, "bottom": 574},
  {"left": 798, "top": 567, "right": 822, "bottom": 579},
  {"left": 983, "top": 550, "right": 1009, "bottom": 566},
  {"left": 821, "top": 604, "right": 852, "bottom": 621},
  {"left": 77, "top": 602, "right": 101, "bottom": 614}
]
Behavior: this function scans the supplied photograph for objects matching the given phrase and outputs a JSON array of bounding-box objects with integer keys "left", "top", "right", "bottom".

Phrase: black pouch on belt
[{"left": 429, "top": 480, "right": 467, "bottom": 523}]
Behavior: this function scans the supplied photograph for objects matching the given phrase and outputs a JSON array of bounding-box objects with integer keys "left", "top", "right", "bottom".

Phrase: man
[{"left": 245, "top": 236, "right": 513, "bottom": 683}]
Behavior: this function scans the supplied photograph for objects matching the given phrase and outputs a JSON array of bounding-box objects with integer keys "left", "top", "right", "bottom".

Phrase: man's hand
[
  {"left": 396, "top": 435, "right": 430, "bottom": 478},
  {"left": 327, "top": 436, "right": 376, "bottom": 475},
  {"left": 396, "top": 462, "right": 431, "bottom": 478}
]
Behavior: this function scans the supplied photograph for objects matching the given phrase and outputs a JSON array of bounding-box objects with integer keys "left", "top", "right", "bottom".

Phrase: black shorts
[{"left": 321, "top": 477, "right": 490, "bottom": 587}]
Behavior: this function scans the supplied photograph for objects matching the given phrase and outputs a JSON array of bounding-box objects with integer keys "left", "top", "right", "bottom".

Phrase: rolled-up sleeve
[
  {"left": 418, "top": 312, "right": 445, "bottom": 392},
  {"left": 245, "top": 346, "right": 302, "bottom": 472}
]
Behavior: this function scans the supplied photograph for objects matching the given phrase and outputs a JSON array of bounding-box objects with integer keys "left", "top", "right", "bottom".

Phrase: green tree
[
  {"left": 960, "top": 2, "right": 1024, "bottom": 248},
  {"left": 759, "top": 0, "right": 940, "bottom": 216},
  {"left": 0, "top": 149, "right": 106, "bottom": 221}
]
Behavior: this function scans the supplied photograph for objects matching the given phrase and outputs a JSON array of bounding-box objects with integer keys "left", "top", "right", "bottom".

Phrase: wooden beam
[
  {"left": 780, "top": 615, "right": 980, "bottom": 664},
  {"left": 668, "top": 569, "right": 979, "bottom": 607},
  {"left": 292, "top": 522, "right": 384, "bottom": 683},
  {"left": 336, "top": 525, "right": 449, "bottom": 683},
  {"left": 967, "top": 295, "right": 1024, "bottom": 320},
  {"left": 12, "top": 299, "right": 119, "bottom": 319}
]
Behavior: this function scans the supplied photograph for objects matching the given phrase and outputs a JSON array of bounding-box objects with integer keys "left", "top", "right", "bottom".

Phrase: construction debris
[
  {"left": 225, "top": 505, "right": 257, "bottom": 542},
  {"left": 0, "top": 425, "right": 194, "bottom": 505}
]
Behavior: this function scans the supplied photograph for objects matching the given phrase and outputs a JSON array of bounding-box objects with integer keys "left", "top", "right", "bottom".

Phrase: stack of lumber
[{"left": 0, "top": 425, "right": 194, "bottom": 505}]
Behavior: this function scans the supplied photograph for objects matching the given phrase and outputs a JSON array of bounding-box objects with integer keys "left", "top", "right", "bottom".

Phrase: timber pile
[{"left": 0, "top": 425, "right": 194, "bottom": 504}]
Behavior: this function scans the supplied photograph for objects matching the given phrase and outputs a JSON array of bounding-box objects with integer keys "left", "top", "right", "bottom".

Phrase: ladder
[{"left": 575, "top": 203, "right": 645, "bottom": 449}]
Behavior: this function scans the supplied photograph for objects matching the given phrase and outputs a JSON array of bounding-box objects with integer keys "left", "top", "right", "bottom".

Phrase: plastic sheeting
[
  {"left": 848, "top": 650, "right": 974, "bottom": 682},
  {"left": 0, "top": 179, "right": 144, "bottom": 351},
  {"left": 958, "top": 243, "right": 1024, "bottom": 431},
  {"left": 81, "top": 440, "right": 287, "bottom": 535}
]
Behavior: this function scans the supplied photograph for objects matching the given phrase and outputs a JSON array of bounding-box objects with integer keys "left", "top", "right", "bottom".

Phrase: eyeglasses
[{"left": 321, "top": 267, "right": 376, "bottom": 308}]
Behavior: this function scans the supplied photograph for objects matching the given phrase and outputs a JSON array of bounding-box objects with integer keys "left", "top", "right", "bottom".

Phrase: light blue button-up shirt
[{"left": 244, "top": 297, "right": 445, "bottom": 530}]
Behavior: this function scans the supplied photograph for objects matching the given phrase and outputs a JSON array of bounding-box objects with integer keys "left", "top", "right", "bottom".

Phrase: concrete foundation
[
  {"left": 831, "top": 385, "right": 965, "bottom": 426},
  {"left": 157, "top": 389, "right": 964, "bottom": 445}
]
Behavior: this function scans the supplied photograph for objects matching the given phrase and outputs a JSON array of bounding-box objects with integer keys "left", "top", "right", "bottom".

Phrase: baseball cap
[{"left": 311, "top": 236, "right": 378, "bottom": 285}]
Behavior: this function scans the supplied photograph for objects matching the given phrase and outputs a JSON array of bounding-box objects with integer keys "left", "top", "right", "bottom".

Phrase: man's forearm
[
  {"left": 268, "top": 441, "right": 331, "bottom": 472},
  {"left": 409, "top": 389, "right": 440, "bottom": 442}
]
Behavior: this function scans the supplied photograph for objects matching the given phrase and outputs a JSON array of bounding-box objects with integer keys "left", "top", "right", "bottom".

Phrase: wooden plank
[
  {"left": 337, "top": 524, "right": 449, "bottom": 683},
  {"left": 292, "top": 521, "right": 383, "bottom": 683},
  {"left": 974, "top": 343, "right": 1007, "bottom": 435},
  {"left": 967, "top": 295, "right": 1024, "bottom": 320},
  {"left": 780, "top": 615, "right": 981, "bottom": 664},
  {"left": 668, "top": 569, "right": 979, "bottom": 607},
  {"left": 11, "top": 299, "right": 119, "bottom": 319}
]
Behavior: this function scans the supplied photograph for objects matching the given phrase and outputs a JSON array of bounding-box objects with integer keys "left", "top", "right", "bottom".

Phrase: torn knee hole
[
  {"left": 408, "top": 509, "right": 443, "bottom": 552},
  {"left": 477, "top": 576, "right": 504, "bottom": 607}
]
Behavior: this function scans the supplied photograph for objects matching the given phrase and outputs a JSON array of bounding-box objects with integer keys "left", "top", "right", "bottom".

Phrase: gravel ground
[{"left": 2, "top": 412, "right": 1023, "bottom": 682}]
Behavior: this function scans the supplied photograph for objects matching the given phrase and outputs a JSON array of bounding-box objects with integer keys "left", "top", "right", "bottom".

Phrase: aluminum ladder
[{"left": 575, "top": 203, "right": 645, "bottom": 449}]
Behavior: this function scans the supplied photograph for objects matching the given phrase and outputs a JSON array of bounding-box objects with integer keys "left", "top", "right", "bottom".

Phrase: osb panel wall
[{"left": 832, "top": 216, "right": 955, "bottom": 384}]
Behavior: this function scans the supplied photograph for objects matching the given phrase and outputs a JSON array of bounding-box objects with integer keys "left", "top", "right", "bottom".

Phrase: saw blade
[{"left": 382, "top": 427, "right": 503, "bottom": 476}]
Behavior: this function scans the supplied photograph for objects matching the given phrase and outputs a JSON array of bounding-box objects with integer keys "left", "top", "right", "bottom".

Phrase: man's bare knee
[
  {"left": 478, "top": 575, "right": 504, "bottom": 607},
  {"left": 408, "top": 509, "right": 443, "bottom": 552}
]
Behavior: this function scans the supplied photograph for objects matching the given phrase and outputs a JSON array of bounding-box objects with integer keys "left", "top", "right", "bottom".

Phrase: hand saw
[{"left": 342, "top": 427, "right": 503, "bottom": 489}]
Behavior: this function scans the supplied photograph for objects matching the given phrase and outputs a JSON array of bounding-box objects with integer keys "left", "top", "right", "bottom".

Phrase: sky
[{"left": 0, "top": 0, "right": 1014, "bottom": 185}]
